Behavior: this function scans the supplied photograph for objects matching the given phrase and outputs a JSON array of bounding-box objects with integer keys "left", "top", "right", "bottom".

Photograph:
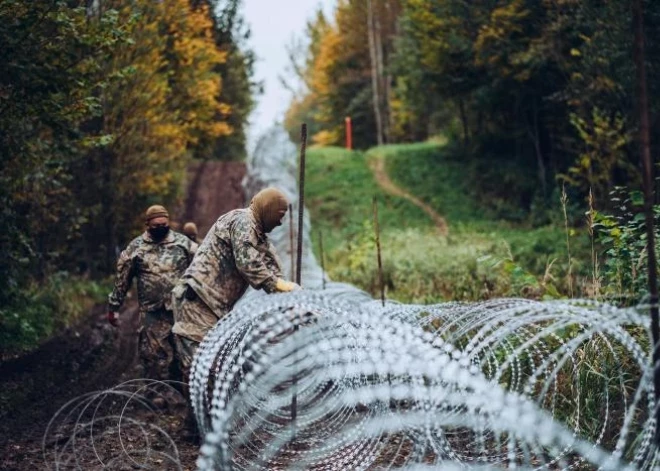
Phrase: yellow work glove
[{"left": 275, "top": 278, "right": 301, "bottom": 293}]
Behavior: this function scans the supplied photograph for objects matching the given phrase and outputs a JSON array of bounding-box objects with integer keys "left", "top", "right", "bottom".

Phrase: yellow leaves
[
  {"left": 312, "top": 129, "right": 340, "bottom": 147},
  {"left": 474, "top": 0, "right": 531, "bottom": 76},
  {"left": 217, "top": 102, "right": 232, "bottom": 117},
  {"left": 389, "top": 94, "right": 414, "bottom": 141},
  {"left": 204, "top": 121, "right": 233, "bottom": 138},
  {"left": 567, "top": 107, "right": 631, "bottom": 198},
  {"left": 592, "top": 76, "right": 617, "bottom": 93},
  {"left": 310, "top": 26, "right": 342, "bottom": 97},
  {"left": 578, "top": 33, "right": 592, "bottom": 45},
  {"left": 157, "top": 0, "right": 228, "bottom": 147},
  {"left": 139, "top": 168, "right": 177, "bottom": 194},
  {"left": 96, "top": 0, "right": 232, "bottom": 210}
]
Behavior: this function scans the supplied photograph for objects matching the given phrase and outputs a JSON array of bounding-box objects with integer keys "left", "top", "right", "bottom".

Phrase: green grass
[
  {"left": 306, "top": 146, "right": 432, "bottom": 253},
  {"left": 371, "top": 142, "right": 591, "bottom": 288},
  {"left": 306, "top": 143, "right": 592, "bottom": 303},
  {"left": 327, "top": 227, "right": 518, "bottom": 303},
  {"left": 368, "top": 142, "right": 487, "bottom": 225}
]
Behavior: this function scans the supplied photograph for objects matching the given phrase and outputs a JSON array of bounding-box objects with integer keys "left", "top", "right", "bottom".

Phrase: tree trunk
[
  {"left": 632, "top": 0, "right": 660, "bottom": 443},
  {"left": 101, "top": 148, "right": 116, "bottom": 273},
  {"left": 531, "top": 101, "right": 547, "bottom": 197},
  {"left": 385, "top": 74, "right": 393, "bottom": 142},
  {"left": 374, "top": 5, "right": 389, "bottom": 144},
  {"left": 458, "top": 98, "right": 469, "bottom": 148},
  {"left": 86, "top": 0, "right": 101, "bottom": 19},
  {"left": 367, "top": 0, "right": 384, "bottom": 146}
]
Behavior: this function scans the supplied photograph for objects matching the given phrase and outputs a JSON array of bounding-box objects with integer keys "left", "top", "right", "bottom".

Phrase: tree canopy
[
  {"left": 285, "top": 0, "right": 660, "bottom": 217},
  {"left": 0, "top": 0, "right": 257, "bottom": 318}
]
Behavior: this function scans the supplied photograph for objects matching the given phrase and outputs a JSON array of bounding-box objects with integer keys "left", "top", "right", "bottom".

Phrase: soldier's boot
[{"left": 181, "top": 406, "right": 200, "bottom": 444}]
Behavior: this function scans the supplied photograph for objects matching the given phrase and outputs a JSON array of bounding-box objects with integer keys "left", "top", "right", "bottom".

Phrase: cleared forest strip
[
  {"left": 0, "top": 160, "right": 246, "bottom": 469},
  {"left": 178, "top": 160, "right": 246, "bottom": 237}
]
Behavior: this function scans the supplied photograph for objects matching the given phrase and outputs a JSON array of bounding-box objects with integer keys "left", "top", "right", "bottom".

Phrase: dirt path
[
  {"left": 369, "top": 154, "right": 449, "bottom": 235},
  {"left": 0, "top": 303, "right": 146, "bottom": 468},
  {"left": 0, "top": 161, "right": 246, "bottom": 470}
]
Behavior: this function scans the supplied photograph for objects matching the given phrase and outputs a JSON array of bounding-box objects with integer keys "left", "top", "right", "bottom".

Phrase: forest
[
  {"left": 2, "top": 1, "right": 660, "bottom": 468},
  {"left": 0, "top": 0, "right": 257, "bottom": 352},
  {"left": 2, "top": 0, "right": 659, "bottom": 352},
  {"left": 284, "top": 0, "right": 660, "bottom": 209},
  {"left": 284, "top": 0, "right": 660, "bottom": 308}
]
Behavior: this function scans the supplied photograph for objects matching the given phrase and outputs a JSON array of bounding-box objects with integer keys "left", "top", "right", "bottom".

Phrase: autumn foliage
[
  {"left": 0, "top": 0, "right": 255, "bottom": 348},
  {"left": 285, "top": 0, "right": 660, "bottom": 217}
]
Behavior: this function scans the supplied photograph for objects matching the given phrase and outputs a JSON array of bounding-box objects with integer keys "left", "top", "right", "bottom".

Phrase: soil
[
  {"left": 178, "top": 160, "right": 247, "bottom": 238},
  {"left": 0, "top": 161, "right": 246, "bottom": 470}
]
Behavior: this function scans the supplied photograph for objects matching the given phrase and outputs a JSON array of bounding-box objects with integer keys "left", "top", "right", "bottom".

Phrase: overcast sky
[{"left": 243, "top": 0, "right": 335, "bottom": 151}]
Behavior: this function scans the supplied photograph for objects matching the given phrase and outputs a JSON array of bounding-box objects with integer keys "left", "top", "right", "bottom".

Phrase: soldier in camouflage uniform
[
  {"left": 172, "top": 187, "right": 299, "bottom": 382},
  {"left": 182, "top": 221, "right": 199, "bottom": 244},
  {"left": 108, "top": 205, "right": 198, "bottom": 381}
]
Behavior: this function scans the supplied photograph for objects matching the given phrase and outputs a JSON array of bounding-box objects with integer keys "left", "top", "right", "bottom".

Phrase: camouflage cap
[{"left": 145, "top": 205, "right": 169, "bottom": 222}]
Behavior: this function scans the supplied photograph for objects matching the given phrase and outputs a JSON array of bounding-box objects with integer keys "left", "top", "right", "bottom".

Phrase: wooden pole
[
  {"left": 632, "top": 0, "right": 660, "bottom": 443},
  {"left": 319, "top": 231, "right": 326, "bottom": 290},
  {"left": 296, "top": 124, "right": 307, "bottom": 286},
  {"left": 292, "top": 123, "right": 307, "bottom": 424},
  {"left": 373, "top": 196, "right": 385, "bottom": 307},
  {"left": 367, "top": 0, "right": 384, "bottom": 146},
  {"left": 289, "top": 203, "right": 295, "bottom": 281}
]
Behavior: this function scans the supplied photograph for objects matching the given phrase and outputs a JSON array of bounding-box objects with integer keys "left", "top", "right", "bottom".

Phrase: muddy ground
[{"left": 0, "top": 162, "right": 246, "bottom": 470}]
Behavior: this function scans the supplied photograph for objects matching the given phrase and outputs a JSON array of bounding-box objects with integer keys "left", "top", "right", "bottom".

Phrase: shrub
[
  {"left": 326, "top": 224, "right": 569, "bottom": 303},
  {"left": 0, "top": 273, "right": 111, "bottom": 356},
  {"left": 593, "top": 187, "right": 660, "bottom": 305}
]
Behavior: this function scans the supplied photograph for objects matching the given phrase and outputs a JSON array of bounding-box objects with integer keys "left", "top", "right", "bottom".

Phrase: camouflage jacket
[
  {"left": 172, "top": 209, "right": 282, "bottom": 339},
  {"left": 108, "top": 230, "right": 198, "bottom": 313}
]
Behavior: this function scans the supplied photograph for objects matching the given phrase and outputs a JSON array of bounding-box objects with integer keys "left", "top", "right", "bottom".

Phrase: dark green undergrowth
[{"left": 0, "top": 274, "right": 112, "bottom": 357}]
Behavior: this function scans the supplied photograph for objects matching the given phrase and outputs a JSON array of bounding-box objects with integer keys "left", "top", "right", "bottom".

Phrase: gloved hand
[
  {"left": 108, "top": 311, "right": 119, "bottom": 327},
  {"left": 275, "top": 278, "right": 301, "bottom": 293}
]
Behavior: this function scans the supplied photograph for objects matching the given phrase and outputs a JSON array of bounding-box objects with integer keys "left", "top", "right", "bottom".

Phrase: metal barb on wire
[
  {"left": 633, "top": 0, "right": 660, "bottom": 444},
  {"left": 373, "top": 196, "right": 385, "bottom": 307}
]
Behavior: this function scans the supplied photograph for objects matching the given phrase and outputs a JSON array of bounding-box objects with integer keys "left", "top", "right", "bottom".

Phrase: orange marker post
[{"left": 345, "top": 116, "right": 352, "bottom": 150}]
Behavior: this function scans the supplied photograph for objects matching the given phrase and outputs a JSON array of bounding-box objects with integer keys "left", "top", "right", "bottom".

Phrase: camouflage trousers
[
  {"left": 173, "top": 332, "right": 200, "bottom": 437},
  {"left": 138, "top": 308, "right": 177, "bottom": 381},
  {"left": 171, "top": 287, "right": 213, "bottom": 382},
  {"left": 173, "top": 334, "right": 199, "bottom": 385}
]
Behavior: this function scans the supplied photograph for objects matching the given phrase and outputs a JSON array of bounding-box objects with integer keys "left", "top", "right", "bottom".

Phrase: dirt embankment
[
  {"left": 178, "top": 160, "right": 247, "bottom": 238},
  {"left": 0, "top": 161, "right": 246, "bottom": 470}
]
